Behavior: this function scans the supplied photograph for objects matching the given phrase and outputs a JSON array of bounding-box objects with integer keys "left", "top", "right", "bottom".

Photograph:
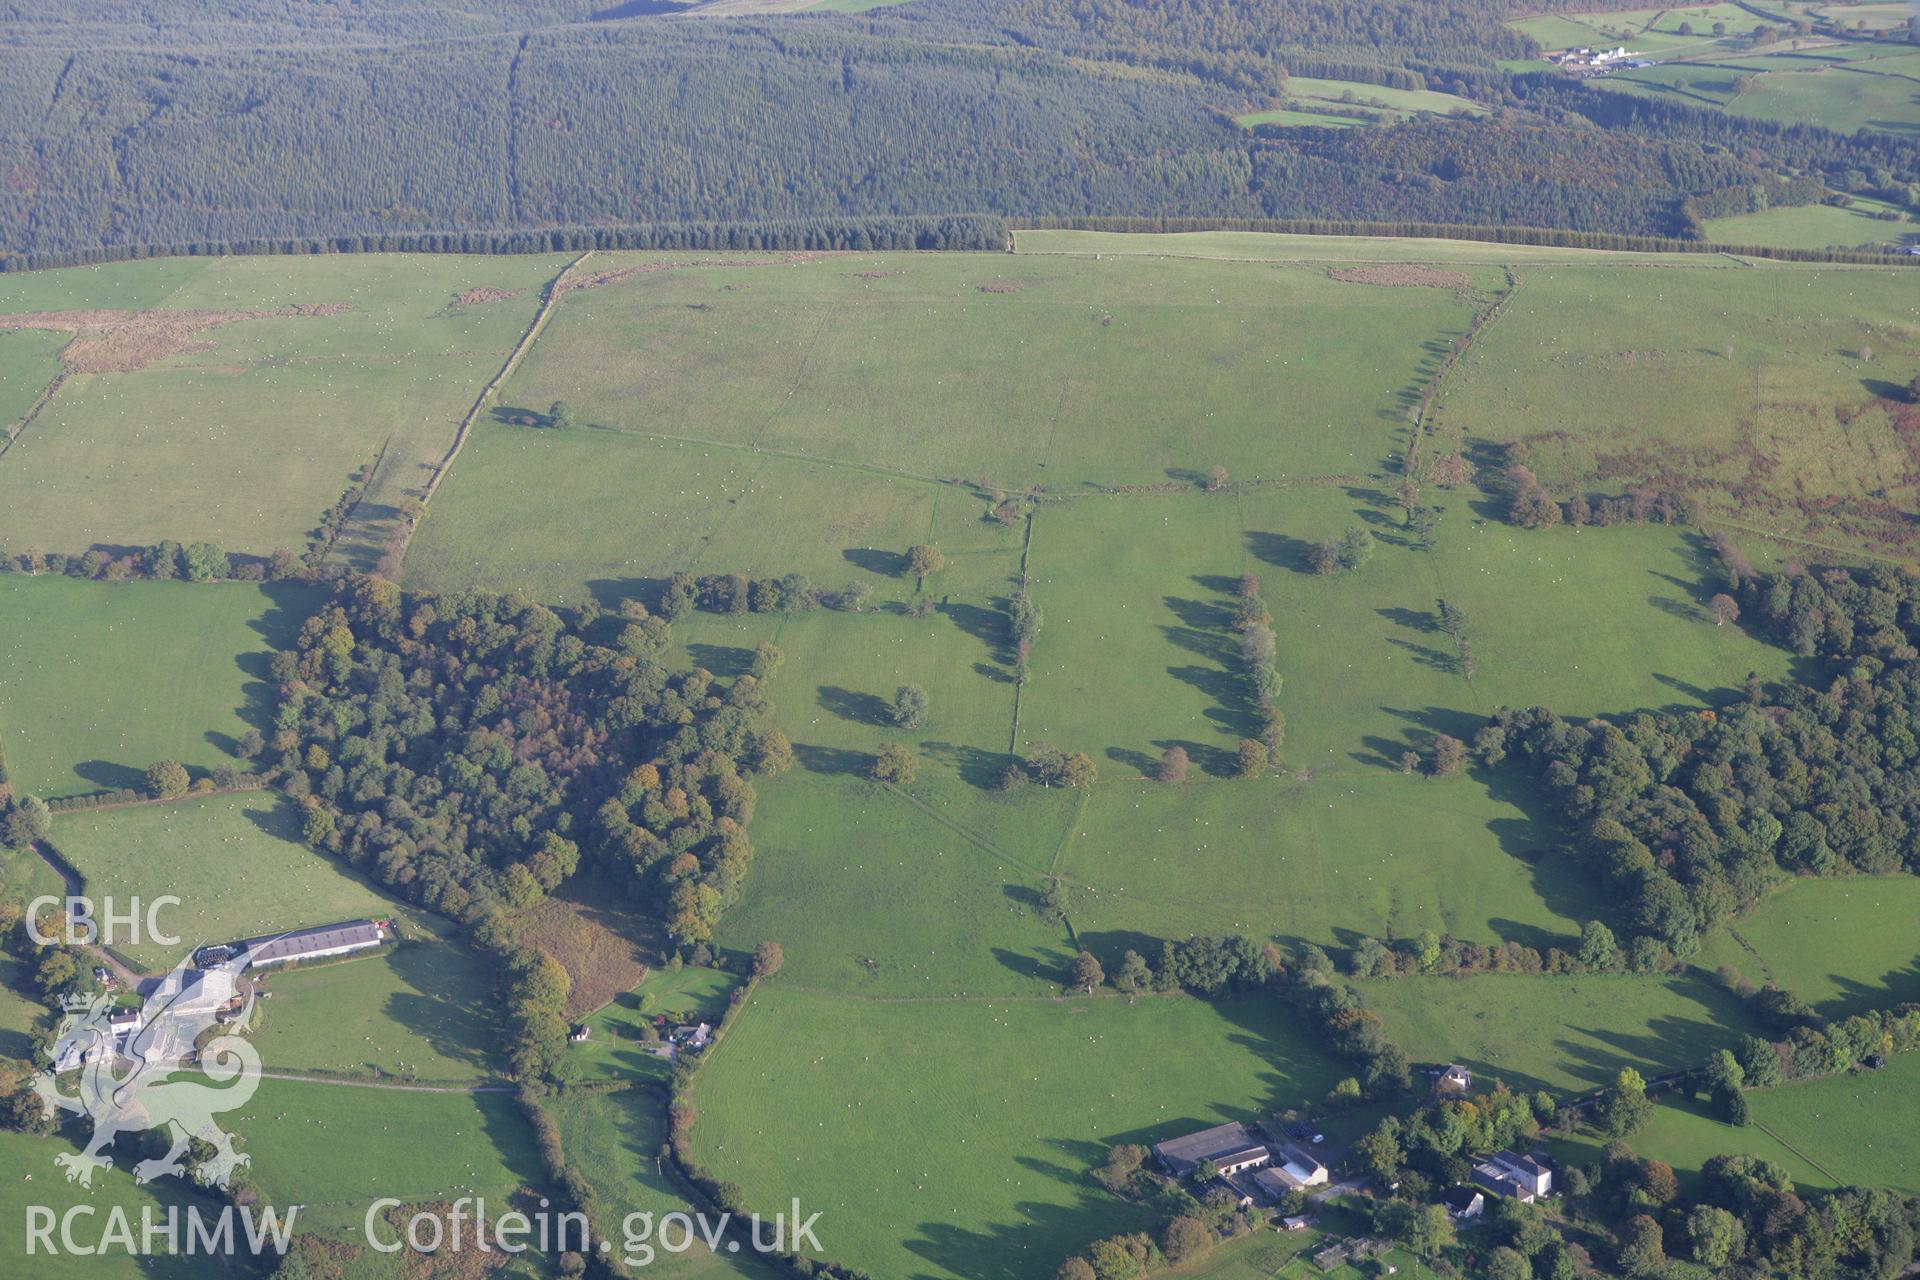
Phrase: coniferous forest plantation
[{"left": 4, "top": 2, "right": 1920, "bottom": 1280}]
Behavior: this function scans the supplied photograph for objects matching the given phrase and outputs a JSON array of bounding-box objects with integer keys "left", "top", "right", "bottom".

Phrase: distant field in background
[
  {"left": 1365, "top": 970, "right": 1767, "bottom": 1094},
  {"left": 0, "top": 576, "right": 317, "bottom": 798},
  {"left": 550, "top": 1088, "right": 780, "bottom": 1278},
  {"left": 1012, "top": 229, "right": 1697, "bottom": 264},
  {"left": 691, "top": 984, "right": 1345, "bottom": 1280},
  {"left": 248, "top": 939, "right": 504, "bottom": 1083},
  {"left": 49, "top": 790, "right": 402, "bottom": 970},
  {"left": 0, "top": 253, "right": 559, "bottom": 563},
  {"left": 1705, "top": 196, "right": 1917, "bottom": 249},
  {"left": 1238, "top": 75, "right": 1486, "bottom": 129}
]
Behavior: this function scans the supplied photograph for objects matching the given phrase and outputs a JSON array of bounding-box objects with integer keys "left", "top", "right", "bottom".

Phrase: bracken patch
[
  {"left": 0, "top": 303, "right": 352, "bottom": 373},
  {"left": 1329, "top": 264, "right": 1471, "bottom": 289}
]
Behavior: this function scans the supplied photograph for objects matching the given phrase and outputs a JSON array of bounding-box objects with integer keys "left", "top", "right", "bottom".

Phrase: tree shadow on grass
[
  {"left": 1246, "top": 530, "right": 1319, "bottom": 574},
  {"left": 843, "top": 547, "right": 907, "bottom": 578},
  {"left": 73, "top": 759, "right": 145, "bottom": 792},
  {"left": 1385, "top": 636, "right": 1459, "bottom": 674},
  {"left": 920, "top": 741, "right": 1011, "bottom": 791},
  {"left": 818, "top": 685, "right": 892, "bottom": 727},
  {"left": 686, "top": 642, "right": 756, "bottom": 679},
  {"left": 1378, "top": 606, "right": 1440, "bottom": 634},
  {"left": 791, "top": 742, "right": 871, "bottom": 777}
]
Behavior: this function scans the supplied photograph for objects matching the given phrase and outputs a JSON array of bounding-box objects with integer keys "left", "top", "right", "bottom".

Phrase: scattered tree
[
  {"left": 906, "top": 544, "right": 946, "bottom": 580},
  {"left": 1158, "top": 745, "right": 1190, "bottom": 783},
  {"left": 751, "top": 940, "right": 784, "bottom": 979},
  {"left": 1070, "top": 949, "right": 1105, "bottom": 994},
  {"left": 146, "top": 760, "right": 191, "bottom": 800},
  {"left": 1707, "top": 593, "right": 1740, "bottom": 626},
  {"left": 871, "top": 741, "right": 919, "bottom": 784},
  {"left": 891, "top": 683, "right": 930, "bottom": 729}
]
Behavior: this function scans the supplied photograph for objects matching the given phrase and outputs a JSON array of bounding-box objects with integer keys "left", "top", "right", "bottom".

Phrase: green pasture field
[
  {"left": 549, "top": 1088, "right": 781, "bottom": 1278},
  {"left": 229, "top": 1077, "right": 543, "bottom": 1243},
  {"left": 0, "top": 326, "right": 68, "bottom": 428},
  {"left": 1750, "top": 1049, "right": 1920, "bottom": 1192},
  {"left": 573, "top": 965, "right": 739, "bottom": 1082},
  {"left": 483, "top": 249, "right": 1486, "bottom": 492},
  {"left": 1049, "top": 770, "right": 1590, "bottom": 962},
  {"left": 1429, "top": 262, "right": 1920, "bottom": 559},
  {"left": 1813, "top": 3, "right": 1918, "bottom": 30},
  {"left": 408, "top": 423, "right": 1026, "bottom": 606},
  {"left": 1705, "top": 197, "right": 1917, "bottom": 249},
  {"left": 0, "top": 952, "right": 44, "bottom": 1059},
  {"left": 1285, "top": 76, "right": 1486, "bottom": 115},
  {"left": 663, "top": 598, "right": 1019, "bottom": 770},
  {"left": 1238, "top": 75, "right": 1484, "bottom": 130},
  {"left": 1697, "top": 876, "right": 1920, "bottom": 1017},
  {"left": 712, "top": 770, "right": 1078, "bottom": 997},
  {"left": 1363, "top": 970, "right": 1767, "bottom": 1094},
  {"left": 1022, "top": 485, "right": 1794, "bottom": 778},
  {"left": 0, "top": 575, "right": 318, "bottom": 799},
  {"left": 0, "top": 252, "right": 560, "bottom": 563},
  {"left": 0, "top": 841, "right": 63, "bottom": 910},
  {"left": 0, "top": 257, "right": 216, "bottom": 315},
  {"left": 1547, "top": 1092, "right": 1833, "bottom": 1192},
  {"left": 1600, "top": 45, "right": 1920, "bottom": 133},
  {"left": 690, "top": 984, "right": 1345, "bottom": 1280},
  {"left": 47, "top": 790, "right": 404, "bottom": 970},
  {"left": 248, "top": 940, "right": 504, "bottom": 1083},
  {"left": 0, "top": 1129, "right": 256, "bottom": 1278}
]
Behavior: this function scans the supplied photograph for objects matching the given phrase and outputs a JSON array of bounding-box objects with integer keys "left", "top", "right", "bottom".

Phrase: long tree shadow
[
  {"left": 686, "top": 642, "right": 756, "bottom": 678},
  {"left": 1246, "top": 530, "right": 1317, "bottom": 574},
  {"left": 818, "top": 685, "right": 892, "bottom": 727},
  {"left": 792, "top": 742, "right": 871, "bottom": 776}
]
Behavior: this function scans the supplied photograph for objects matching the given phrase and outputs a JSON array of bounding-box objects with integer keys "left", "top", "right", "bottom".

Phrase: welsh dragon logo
[{"left": 31, "top": 952, "right": 261, "bottom": 1188}]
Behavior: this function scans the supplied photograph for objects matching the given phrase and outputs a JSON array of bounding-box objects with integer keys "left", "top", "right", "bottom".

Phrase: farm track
[
  {"left": 0, "top": 372, "right": 67, "bottom": 462},
  {"left": 1753, "top": 1117, "right": 1845, "bottom": 1184},
  {"left": 250, "top": 1070, "right": 512, "bottom": 1094},
  {"left": 391, "top": 248, "right": 592, "bottom": 573}
]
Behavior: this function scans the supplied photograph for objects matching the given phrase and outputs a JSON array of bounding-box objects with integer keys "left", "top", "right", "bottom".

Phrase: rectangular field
[
  {"left": 0, "top": 253, "right": 560, "bottom": 562},
  {"left": 690, "top": 985, "right": 1346, "bottom": 1280},
  {"left": 0, "top": 576, "right": 319, "bottom": 799},
  {"left": 1364, "top": 970, "right": 1768, "bottom": 1094},
  {"left": 1702, "top": 875, "right": 1920, "bottom": 1017},
  {"left": 228, "top": 1078, "right": 544, "bottom": 1244},
  {"left": 48, "top": 790, "right": 406, "bottom": 970},
  {"left": 247, "top": 939, "right": 505, "bottom": 1083}
]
